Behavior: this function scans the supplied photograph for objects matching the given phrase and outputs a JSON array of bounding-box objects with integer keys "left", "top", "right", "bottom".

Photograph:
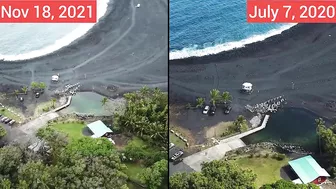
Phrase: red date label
[
  {"left": 247, "top": 0, "right": 336, "bottom": 23},
  {"left": 0, "top": 0, "right": 97, "bottom": 23}
]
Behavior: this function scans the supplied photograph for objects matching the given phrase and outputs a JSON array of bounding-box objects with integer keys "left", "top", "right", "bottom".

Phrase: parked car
[
  {"left": 203, "top": 105, "right": 210, "bottom": 114},
  {"left": 9, "top": 120, "right": 15, "bottom": 125},
  {"left": 1, "top": 117, "right": 8, "bottom": 122},
  {"left": 169, "top": 143, "right": 175, "bottom": 149},
  {"left": 224, "top": 106, "right": 232, "bottom": 114},
  {"left": 171, "top": 150, "right": 184, "bottom": 161},
  {"left": 4, "top": 119, "right": 12, "bottom": 124},
  {"left": 19, "top": 97, "right": 24, "bottom": 102},
  {"left": 209, "top": 106, "right": 216, "bottom": 116},
  {"left": 35, "top": 93, "right": 40, "bottom": 98},
  {"left": 173, "top": 158, "right": 184, "bottom": 165}
]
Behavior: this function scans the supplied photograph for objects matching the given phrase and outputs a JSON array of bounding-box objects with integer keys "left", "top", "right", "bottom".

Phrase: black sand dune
[
  {"left": 0, "top": 0, "right": 168, "bottom": 97},
  {"left": 170, "top": 24, "right": 336, "bottom": 123}
]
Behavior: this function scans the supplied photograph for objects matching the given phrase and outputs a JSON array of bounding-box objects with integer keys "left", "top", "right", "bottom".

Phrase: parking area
[{"left": 169, "top": 145, "right": 194, "bottom": 176}]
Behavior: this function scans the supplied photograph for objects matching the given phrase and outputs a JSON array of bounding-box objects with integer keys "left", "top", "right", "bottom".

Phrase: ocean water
[
  {"left": 0, "top": 0, "right": 110, "bottom": 61},
  {"left": 242, "top": 108, "right": 323, "bottom": 152},
  {"left": 170, "top": 0, "right": 296, "bottom": 60}
]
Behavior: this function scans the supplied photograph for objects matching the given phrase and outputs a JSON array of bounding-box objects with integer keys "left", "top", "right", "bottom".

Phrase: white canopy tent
[
  {"left": 242, "top": 82, "right": 253, "bottom": 91},
  {"left": 51, "top": 75, "right": 59, "bottom": 82}
]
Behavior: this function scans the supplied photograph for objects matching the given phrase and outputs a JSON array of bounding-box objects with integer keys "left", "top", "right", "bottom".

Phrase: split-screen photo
[{"left": 0, "top": 0, "right": 336, "bottom": 188}]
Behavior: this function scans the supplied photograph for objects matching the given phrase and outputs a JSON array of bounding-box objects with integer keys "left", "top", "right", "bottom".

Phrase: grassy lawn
[
  {"left": 124, "top": 162, "right": 145, "bottom": 182},
  {"left": 205, "top": 121, "right": 234, "bottom": 139},
  {"left": 52, "top": 123, "right": 86, "bottom": 140},
  {"left": 0, "top": 108, "right": 23, "bottom": 122},
  {"left": 34, "top": 101, "right": 54, "bottom": 117},
  {"left": 231, "top": 156, "right": 288, "bottom": 187},
  {"left": 169, "top": 133, "right": 186, "bottom": 148}
]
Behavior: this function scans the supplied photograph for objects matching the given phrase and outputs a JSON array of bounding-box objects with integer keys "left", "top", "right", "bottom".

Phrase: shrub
[
  {"left": 248, "top": 154, "right": 254, "bottom": 158},
  {"left": 276, "top": 153, "right": 286, "bottom": 161},
  {"left": 264, "top": 153, "right": 269, "bottom": 158},
  {"left": 255, "top": 153, "right": 260, "bottom": 158}
]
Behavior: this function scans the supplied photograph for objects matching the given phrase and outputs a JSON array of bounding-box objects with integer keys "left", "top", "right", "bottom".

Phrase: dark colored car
[
  {"left": 173, "top": 158, "right": 184, "bottom": 165},
  {"left": 19, "top": 97, "right": 24, "bottom": 102},
  {"left": 224, "top": 106, "right": 232, "bottom": 114},
  {"left": 35, "top": 93, "right": 40, "bottom": 98},
  {"left": 209, "top": 106, "right": 216, "bottom": 116},
  {"left": 4, "top": 118, "right": 12, "bottom": 124}
]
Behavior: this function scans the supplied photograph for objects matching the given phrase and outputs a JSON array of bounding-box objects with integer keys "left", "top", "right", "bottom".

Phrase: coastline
[
  {"left": 0, "top": 0, "right": 168, "bottom": 98},
  {"left": 169, "top": 23, "right": 336, "bottom": 134}
]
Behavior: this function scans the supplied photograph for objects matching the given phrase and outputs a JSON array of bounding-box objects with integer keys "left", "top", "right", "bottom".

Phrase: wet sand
[
  {"left": 0, "top": 0, "right": 168, "bottom": 97},
  {"left": 170, "top": 24, "right": 336, "bottom": 135}
]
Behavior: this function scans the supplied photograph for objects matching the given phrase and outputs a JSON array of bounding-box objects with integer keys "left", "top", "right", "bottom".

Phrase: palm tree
[
  {"left": 14, "top": 89, "right": 19, "bottom": 97},
  {"left": 51, "top": 98, "right": 56, "bottom": 108},
  {"left": 22, "top": 86, "right": 28, "bottom": 94},
  {"left": 39, "top": 82, "right": 47, "bottom": 90},
  {"left": 209, "top": 89, "right": 220, "bottom": 106},
  {"left": 221, "top": 91, "right": 232, "bottom": 104},
  {"left": 196, "top": 97, "right": 205, "bottom": 108},
  {"left": 234, "top": 115, "right": 248, "bottom": 133},
  {"left": 140, "top": 86, "right": 150, "bottom": 96},
  {"left": 31, "top": 82, "right": 39, "bottom": 89},
  {"left": 315, "top": 118, "right": 325, "bottom": 155},
  {"left": 101, "top": 97, "right": 108, "bottom": 106}
]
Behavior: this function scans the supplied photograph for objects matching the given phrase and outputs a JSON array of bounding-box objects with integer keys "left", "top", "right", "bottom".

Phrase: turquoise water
[
  {"left": 242, "top": 108, "right": 326, "bottom": 152},
  {"left": 64, "top": 92, "right": 111, "bottom": 116},
  {"left": 170, "top": 0, "right": 293, "bottom": 59}
]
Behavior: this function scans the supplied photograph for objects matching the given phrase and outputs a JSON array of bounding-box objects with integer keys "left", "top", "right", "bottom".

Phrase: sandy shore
[
  {"left": 170, "top": 24, "right": 336, "bottom": 134},
  {"left": 0, "top": 0, "right": 168, "bottom": 98}
]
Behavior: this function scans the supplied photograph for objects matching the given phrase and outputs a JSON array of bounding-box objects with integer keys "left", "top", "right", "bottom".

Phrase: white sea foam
[
  {"left": 169, "top": 24, "right": 297, "bottom": 60},
  {"left": 0, "top": 0, "right": 110, "bottom": 61}
]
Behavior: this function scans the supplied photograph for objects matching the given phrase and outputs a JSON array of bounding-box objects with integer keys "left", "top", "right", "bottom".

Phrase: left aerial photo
[{"left": 0, "top": 0, "right": 168, "bottom": 188}]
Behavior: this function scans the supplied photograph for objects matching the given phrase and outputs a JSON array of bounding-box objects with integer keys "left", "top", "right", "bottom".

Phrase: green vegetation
[
  {"left": 21, "top": 86, "right": 28, "bottom": 94},
  {"left": 138, "top": 159, "right": 168, "bottom": 189},
  {"left": 30, "top": 81, "right": 46, "bottom": 91},
  {"left": 114, "top": 86, "right": 168, "bottom": 150},
  {"left": 170, "top": 160, "right": 257, "bottom": 189},
  {"left": 169, "top": 133, "right": 186, "bottom": 148},
  {"left": 201, "top": 89, "right": 232, "bottom": 107},
  {"left": 316, "top": 118, "right": 336, "bottom": 177},
  {"left": 196, "top": 97, "right": 205, "bottom": 108},
  {"left": 209, "top": 89, "right": 220, "bottom": 106},
  {"left": 52, "top": 122, "right": 86, "bottom": 140},
  {"left": 0, "top": 128, "right": 128, "bottom": 188},
  {"left": 0, "top": 125, "right": 6, "bottom": 138},
  {"left": 51, "top": 98, "right": 56, "bottom": 108},
  {"left": 170, "top": 159, "right": 319, "bottom": 189},
  {"left": 0, "top": 85, "right": 168, "bottom": 189},
  {"left": 0, "top": 108, "right": 22, "bottom": 122},
  {"left": 221, "top": 115, "right": 249, "bottom": 137},
  {"left": 260, "top": 179, "right": 319, "bottom": 189},
  {"left": 124, "top": 162, "right": 145, "bottom": 183},
  {"left": 101, "top": 97, "right": 108, "bottom": 106},
  {"left": 230, "top": 156, "right": 288, "bottom": 187}
]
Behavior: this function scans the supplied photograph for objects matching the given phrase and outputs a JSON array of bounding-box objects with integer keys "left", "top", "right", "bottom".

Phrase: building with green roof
[
  {"left": 288, "top": 155, "right": 330, "bottom": 185},
  {"left": 87, "top": 120, "right": 113, "bottom": 138}
]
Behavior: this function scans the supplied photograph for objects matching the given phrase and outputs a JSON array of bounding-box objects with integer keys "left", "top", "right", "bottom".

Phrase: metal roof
[
  {"left": 288, "top": 155, "right": 330, "bottom": 184},
  {"left": 87, "top": 120, "right": 112, "bottom": 137}
]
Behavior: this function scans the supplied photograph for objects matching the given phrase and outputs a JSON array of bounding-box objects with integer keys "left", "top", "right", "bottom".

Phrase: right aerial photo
[{"left": 169, "top": 0, "right": 336, "bottom": 188}]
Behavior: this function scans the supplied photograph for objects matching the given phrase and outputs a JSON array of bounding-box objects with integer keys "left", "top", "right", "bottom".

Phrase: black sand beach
[
  {"left": 170, "top": 24, "right": 336, "bottom": 134},
  {"left": 0, "top": 0, "right": 168, "bottom": 97}
]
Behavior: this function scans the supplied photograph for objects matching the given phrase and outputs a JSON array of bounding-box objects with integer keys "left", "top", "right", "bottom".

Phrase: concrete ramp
[
  {"left": 183, "top": 138, "right": 246, "bottom": 171},
  {"left": 20, "top": 112, "right": 59, "bottom": 135}
]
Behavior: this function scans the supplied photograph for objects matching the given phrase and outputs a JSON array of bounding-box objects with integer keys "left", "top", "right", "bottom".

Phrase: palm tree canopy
[{"left": 222, "top": 91, "right": 232, "bottom": 103}]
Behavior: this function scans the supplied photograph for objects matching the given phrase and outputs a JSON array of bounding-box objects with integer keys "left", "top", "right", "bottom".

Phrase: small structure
[
  {"left": 136, "top": 4, "right": 140, "bottom": 8},
  {"left": 241, "top": 82, "right": 253, "bottom": 94},
  {"left": 51, "top": 74, "right": 59, "bottom": 82},
  {"left": 87, "top": 120, "right": 115, "bottom": 144},
  {"left": 288, "top": 155, "right": 330, "bottom": 184}
]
